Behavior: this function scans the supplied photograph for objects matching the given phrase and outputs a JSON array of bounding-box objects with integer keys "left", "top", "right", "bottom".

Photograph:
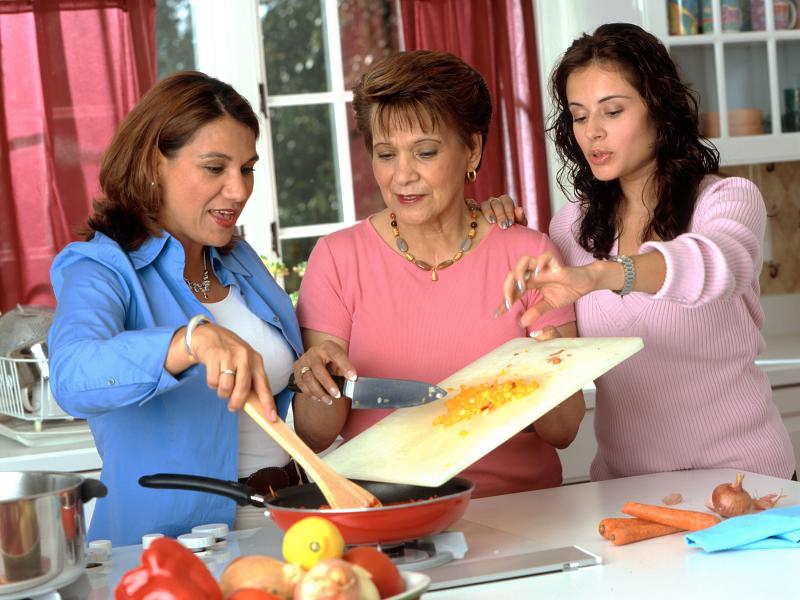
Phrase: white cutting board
[{"left": 324, "top": 337, "right": 643, "bottom": 487}]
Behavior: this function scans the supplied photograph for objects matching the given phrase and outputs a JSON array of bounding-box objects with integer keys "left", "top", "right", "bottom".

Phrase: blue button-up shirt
[{"left": 48, "top": 232, "right": 302, "bottom": 546}]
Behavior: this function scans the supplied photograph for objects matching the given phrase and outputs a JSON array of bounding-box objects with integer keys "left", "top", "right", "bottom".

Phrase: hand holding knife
[{"left": 287, "top": 373, "right": 447, "bottom": 408}]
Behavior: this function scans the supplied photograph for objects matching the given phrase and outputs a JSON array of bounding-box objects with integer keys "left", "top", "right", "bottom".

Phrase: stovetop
[{"left": 11, "top": 519, "right": 597, "bottom": 598}]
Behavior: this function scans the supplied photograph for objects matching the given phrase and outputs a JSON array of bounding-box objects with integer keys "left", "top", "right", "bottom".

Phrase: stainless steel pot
[{"left": 0, "top": 471, "right": 106, "bottom": 595}]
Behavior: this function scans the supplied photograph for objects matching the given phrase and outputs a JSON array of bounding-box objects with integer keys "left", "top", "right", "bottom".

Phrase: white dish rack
[{"left": 0, "top": 355, "right": 92, "bottom": 446}]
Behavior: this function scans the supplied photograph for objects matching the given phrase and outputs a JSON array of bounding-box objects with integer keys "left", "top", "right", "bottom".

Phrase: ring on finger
[
  {"left": 220, "top": 368, "right": 236, "bottom": 376},
  {"left": 299, "top": 366, "right": 312, "bottom": 376}
]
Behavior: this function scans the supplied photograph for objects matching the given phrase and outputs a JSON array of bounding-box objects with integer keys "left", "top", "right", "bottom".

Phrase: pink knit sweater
[{"left": 550, "top": 175, "right": 795, "bottom": 480}]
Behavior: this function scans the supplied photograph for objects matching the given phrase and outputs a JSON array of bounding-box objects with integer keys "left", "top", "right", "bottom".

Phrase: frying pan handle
[
  {"left": 138, "top": 473, "right": 264, "bottom": 507},
  {"left": 287, "top": 373, "right": 345, "bottom": 393}
]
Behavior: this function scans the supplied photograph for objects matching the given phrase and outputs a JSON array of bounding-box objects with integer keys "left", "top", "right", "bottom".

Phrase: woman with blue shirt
[{"left": 47, "top": 72, "right": 303, "bottom": 546}]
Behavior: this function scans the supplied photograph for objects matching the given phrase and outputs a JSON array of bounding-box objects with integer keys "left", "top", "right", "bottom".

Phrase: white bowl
[{"left": 386, "top": 571, "right": 432, "bottom": 600}]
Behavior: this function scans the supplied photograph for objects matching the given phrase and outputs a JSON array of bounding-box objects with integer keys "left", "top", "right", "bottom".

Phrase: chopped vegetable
[
  {"left": 432, "top": 379, "right": 538, "bottom": 427},
  {"left": 621, "top": 501, "right": 720, "bottom": 531}
]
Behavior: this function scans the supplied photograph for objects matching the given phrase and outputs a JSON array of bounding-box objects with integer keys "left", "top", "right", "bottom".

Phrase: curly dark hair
[
  {"left": 86, "top": 71, "right": 259, "bottom": 252},
  {"left": 549, "top": 23, "right": 719, "bottom": 257}
]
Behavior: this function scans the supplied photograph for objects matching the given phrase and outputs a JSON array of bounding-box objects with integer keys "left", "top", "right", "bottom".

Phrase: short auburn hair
[
  {"left": 86, "top": 71, "right": 259, "bottom": 251},
  {"left": 352, "top": 50, "right": 491, "bottom": 168}
]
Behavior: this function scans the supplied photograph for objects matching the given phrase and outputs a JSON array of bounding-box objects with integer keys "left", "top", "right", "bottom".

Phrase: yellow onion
[{"left": 710, "top": 473, "right": 753, "bottom": 517}]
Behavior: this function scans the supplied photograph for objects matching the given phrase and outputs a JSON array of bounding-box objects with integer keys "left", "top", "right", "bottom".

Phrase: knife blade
[{"left": 287, "top": 374, "right": 447, "bottom": 408}]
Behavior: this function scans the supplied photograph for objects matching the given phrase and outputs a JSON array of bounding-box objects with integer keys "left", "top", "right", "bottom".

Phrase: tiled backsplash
[{"left": 723, "top": 161, "right": 800, "bottom": 295}]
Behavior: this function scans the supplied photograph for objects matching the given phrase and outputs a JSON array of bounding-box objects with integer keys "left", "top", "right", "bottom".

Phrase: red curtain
[
  {"left": 0, "top": 0, "right": 156, "bottom": 312},
  {"left": 398, "top": 0, "right": 551, "bottom": 231}
]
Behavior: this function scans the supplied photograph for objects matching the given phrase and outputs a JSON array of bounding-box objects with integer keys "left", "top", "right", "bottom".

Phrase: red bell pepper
[{"left": 115, "top": 537, "right": 222, "bottom": 600}]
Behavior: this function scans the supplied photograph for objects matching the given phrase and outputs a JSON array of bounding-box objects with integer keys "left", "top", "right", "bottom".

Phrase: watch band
[
  {"left": 608, "top": 255, "right": 635, "bottom": 296},
  {"left": 185, "top": 314, "right": 212, "bottom": 359}
]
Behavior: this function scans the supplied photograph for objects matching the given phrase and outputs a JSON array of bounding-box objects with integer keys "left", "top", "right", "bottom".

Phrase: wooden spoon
[{"left": 244, "top": 396, "right": 381, "bottom": 509}]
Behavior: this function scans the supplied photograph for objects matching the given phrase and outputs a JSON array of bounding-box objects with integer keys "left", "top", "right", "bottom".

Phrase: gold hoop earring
[{"left": 466, "top": 169, "right": 477, "bottom": 184}]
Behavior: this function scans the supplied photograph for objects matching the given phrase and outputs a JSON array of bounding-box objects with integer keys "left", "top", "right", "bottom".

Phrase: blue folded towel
[{"left": 685, "top": 504, "right": 800, "bottom": 552}]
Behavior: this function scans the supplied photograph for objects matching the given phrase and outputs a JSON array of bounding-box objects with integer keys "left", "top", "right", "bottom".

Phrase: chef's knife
[{"left": 287, "top": 374, "right": 447, "bottom": 408}]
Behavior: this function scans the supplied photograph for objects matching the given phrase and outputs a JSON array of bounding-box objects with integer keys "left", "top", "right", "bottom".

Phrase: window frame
[{"left": 191, "top": 0, "right": 370, "bottom": 261}]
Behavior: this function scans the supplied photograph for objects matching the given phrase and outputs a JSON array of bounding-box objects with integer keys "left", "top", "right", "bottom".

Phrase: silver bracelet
[
  {"left": 607, "top": 255, "right": 635, "bottom": 296},
  {"left": 184, "top": 314, "right": 211, "bottom": 359}
]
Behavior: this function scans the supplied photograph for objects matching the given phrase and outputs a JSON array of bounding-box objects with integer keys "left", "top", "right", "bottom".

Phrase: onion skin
[{"left": 710, "top": 473, "right": 753, "bottom": 517}]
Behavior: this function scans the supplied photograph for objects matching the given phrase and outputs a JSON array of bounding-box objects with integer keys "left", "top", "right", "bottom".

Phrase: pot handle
[
  {"left": 139, "top": 473, "right": 263, "bottom": 507},
  {"left": 80, "top": 478, "right": 108, "bottom": 503}
]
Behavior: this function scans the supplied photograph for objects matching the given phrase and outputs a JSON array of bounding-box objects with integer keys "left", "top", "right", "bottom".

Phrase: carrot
[
  {"left": 608, "top": 520, "right": 684, "bottom": 546},
  {"left": 621, "top": 501, "right": 720, "bottom": 531},
  {"left": 598, "top": 517, "right": 644, "bottom": 539}
]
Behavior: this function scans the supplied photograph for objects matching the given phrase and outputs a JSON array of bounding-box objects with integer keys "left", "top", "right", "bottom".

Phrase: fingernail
[
  {"left": 534, "top": 264, "right": 540, "bottom": 277},
  {"left": 504, "top": 219, "right": 513, "bottom": 228},
  {"left": 516, "top": 280, "right": 525, "bottom": 294},
  {"left": 492, "top": 306, "right": 501, "bottom": 318},
  {"left": 503, "top": 297, "right": 512, "bottom": 312},
  {"left": 227, "top": 404, "right": 235, "bottom": 412},
  {"left": 529, "top": 329, "right": 543, "bottom": 338},
  {"left": 524, "top": 269, "right": 532, "bottom": 281},
  {"left": 270, "top": 409, "right": 278, "bottom": 420},
  {"left": 329, "top": 387, "right": 341, "bottom": 398},
  {"left": 500, "top": 221, "right": 508, "bottom": 230},
  {"left": 322, "top": 395, "right": 334, "bottom": 406},
  {"left": 311, "top": 396, "right": 320, "bottom": 402},
  {"left": 345, "top": 370, "right": 357, "bottom": 381},
  {"left": 488, "top": 215, "right": 497, "bottom": 224}
]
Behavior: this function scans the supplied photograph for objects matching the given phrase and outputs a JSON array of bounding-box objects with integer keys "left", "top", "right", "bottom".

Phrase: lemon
[{"left": 282, "top": 516, "right": 345, "bottom": 569}]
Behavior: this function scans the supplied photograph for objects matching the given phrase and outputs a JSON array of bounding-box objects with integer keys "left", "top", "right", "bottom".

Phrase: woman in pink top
[
  {"left": 292, "top": 50, "right": 585, "bottom": 498},
  {"left": 494, "top": 23, "right": 795, "bottom": 480}
]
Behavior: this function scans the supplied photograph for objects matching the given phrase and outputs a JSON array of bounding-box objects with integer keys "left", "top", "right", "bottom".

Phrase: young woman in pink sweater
[{"left": 493, "top": 23, "right": 796, "bottom": 481}]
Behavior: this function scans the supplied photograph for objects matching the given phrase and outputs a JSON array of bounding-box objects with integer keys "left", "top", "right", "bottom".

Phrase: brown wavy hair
[
  {"left": 352, "top": 50, "right": 491, "bottom": 171},
  {"left": 549, "top": 23, "right": 719, "bottom": 257},
  {"left": 86, "top": 71, "right": 259, "bottom": 251}
]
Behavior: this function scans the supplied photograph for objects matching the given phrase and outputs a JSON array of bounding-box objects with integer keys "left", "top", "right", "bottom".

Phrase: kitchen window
[{"left": 157, "top": 0, "right": 400, "bottom": 296}]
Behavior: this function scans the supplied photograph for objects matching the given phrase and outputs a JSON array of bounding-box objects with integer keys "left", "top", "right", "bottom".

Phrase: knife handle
[{"left": 287, "top": 373, "right": 345, "bottom": 394}]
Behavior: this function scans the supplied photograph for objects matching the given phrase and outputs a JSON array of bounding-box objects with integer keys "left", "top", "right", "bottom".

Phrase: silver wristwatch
[{"left": 607, "top": 255, "right": 635, "bottom": 296}]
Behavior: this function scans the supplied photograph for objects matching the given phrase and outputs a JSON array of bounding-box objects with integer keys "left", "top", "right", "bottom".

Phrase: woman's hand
[
  {"left": 497, "top": 253, "right": 597, "bottom": 328},
  {"left": 170, "top": 323, "right": 277, "bottom": 419},
  {"left": 292, "top": 340, "right": 357, "bottom": 405},
  {"left": 478, "top": 194, "right": 527, "bottom": 229}
]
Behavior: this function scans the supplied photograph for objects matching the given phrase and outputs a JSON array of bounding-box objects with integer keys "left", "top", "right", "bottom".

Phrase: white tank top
[{"left": 204, "top": 287, "right": 294, "bottom": 477}]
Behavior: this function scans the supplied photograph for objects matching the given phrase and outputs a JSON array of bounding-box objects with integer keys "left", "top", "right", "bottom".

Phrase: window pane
[
  {"left": 156, "top": 0, "right": 196, "bottom": 77},
  {"left": 261, "top": 0, "right": 329, "bottom": 94},
  {"left": 281, "top": 237, "right": 320, "bottom": 295},
  {"left": 339, "top": 0, "right": 400, "bottom": 90},
  {"left": 271, "top": 104, "right": 340, "bottom": 226}
]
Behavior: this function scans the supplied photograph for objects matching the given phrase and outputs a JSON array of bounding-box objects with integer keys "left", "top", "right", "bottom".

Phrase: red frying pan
[{"left": 139, "top": 474, "right": 473, "bottom": 545}]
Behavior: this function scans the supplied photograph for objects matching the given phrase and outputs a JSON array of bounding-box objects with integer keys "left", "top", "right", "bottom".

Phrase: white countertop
[
  {"left": 429, "top": 469, "right": 800, "bottom": 599},
  {"left": 71, "top": 468, "right": 799, "bottom": 600}
]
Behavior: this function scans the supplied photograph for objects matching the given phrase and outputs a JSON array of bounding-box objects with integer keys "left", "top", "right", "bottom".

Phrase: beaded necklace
[{"left": 389, "top": 206, "right": 479, "bottom": 282}]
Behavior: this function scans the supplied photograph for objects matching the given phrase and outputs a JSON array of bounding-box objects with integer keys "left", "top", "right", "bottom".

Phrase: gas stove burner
[
  {"left": 369, "top": 530, "right": 469, "bottom": 571},
  {"left": 378, "top": 539, "right": 438, "bottom": 565}
]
